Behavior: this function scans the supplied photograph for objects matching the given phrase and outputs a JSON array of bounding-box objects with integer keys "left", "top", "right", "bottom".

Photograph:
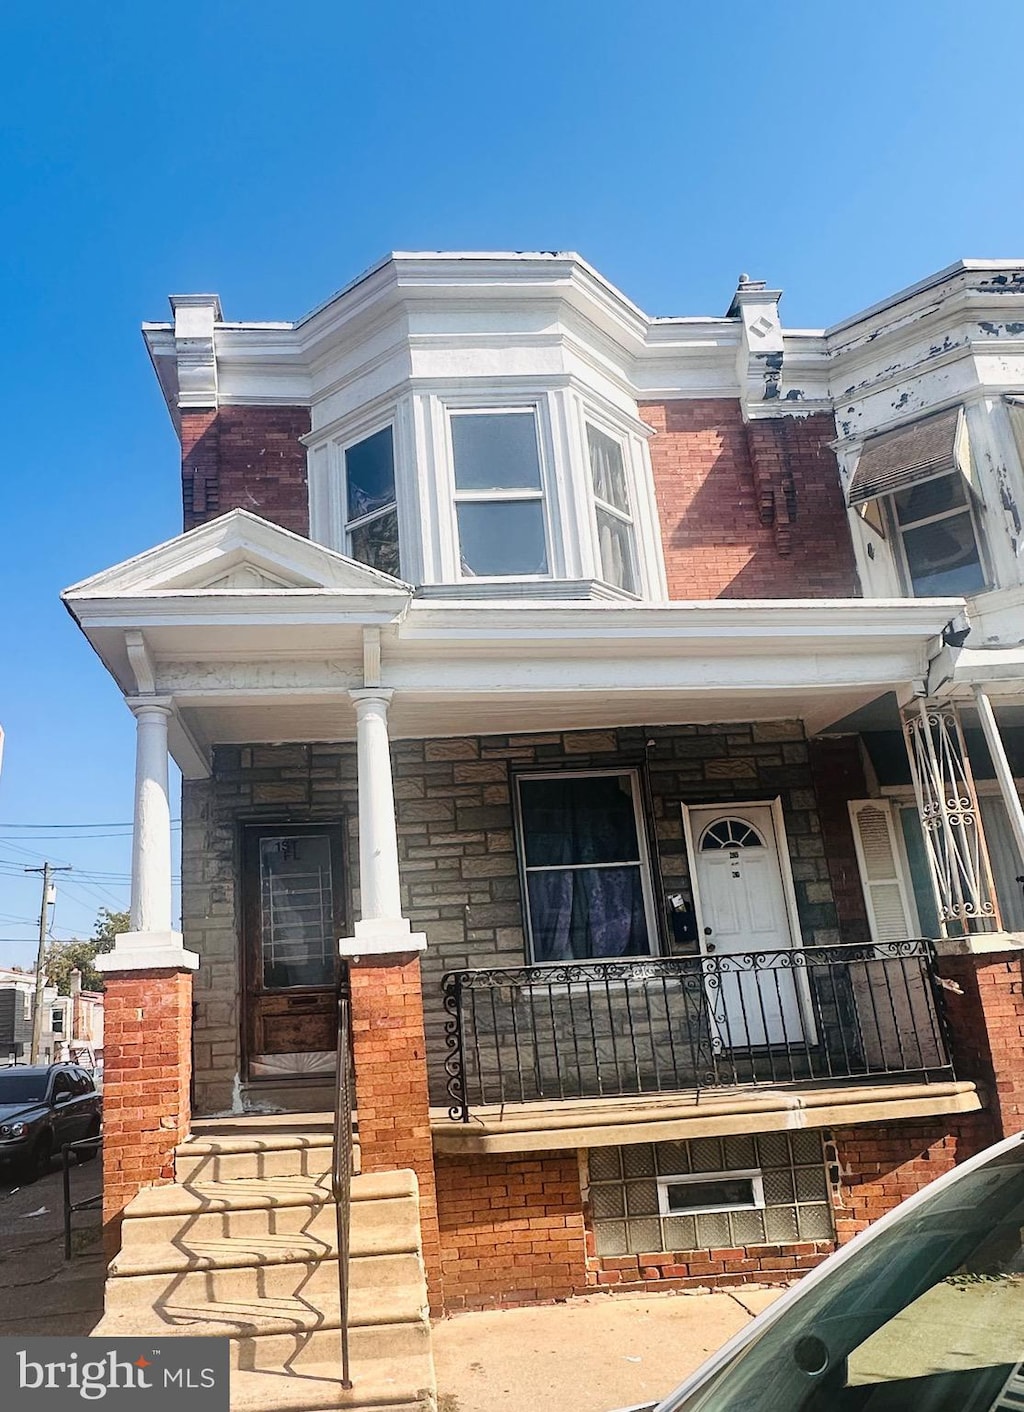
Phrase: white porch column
[
  {"left": 130, "top": 703, "right": 174, "bottom": 933},
  {"left": 339, "top": 688, "right": 425, "bottom": 957},
  {"left": 99, "top": 699, "right": 197, "bottom": 973},
  {"left": 973, "top": 685, "right": 1024, "bottom": 871}
]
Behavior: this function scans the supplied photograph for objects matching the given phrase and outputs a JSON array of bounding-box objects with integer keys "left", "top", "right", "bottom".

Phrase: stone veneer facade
[{"left": 183, "top": 720, "right": 840, "bottom": 1114}]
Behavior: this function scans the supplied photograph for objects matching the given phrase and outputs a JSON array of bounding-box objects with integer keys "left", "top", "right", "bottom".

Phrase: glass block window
[{"left": 588, "top": 1132, "right": 834, "bottom": 1258}]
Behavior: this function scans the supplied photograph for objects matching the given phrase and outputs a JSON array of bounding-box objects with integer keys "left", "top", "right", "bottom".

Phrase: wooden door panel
[{"left": 241, "top": 824, "right": 346, "bottom": 1079}]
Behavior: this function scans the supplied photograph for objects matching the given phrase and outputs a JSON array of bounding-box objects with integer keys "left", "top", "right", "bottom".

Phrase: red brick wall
[
  {"left": 642, "top": 401, "right": 858, "bottom": 599},
  {"left": 101, "top": 968, "right": 192, "bottom": 1235},
  {"left": 808, "top": 736, "right": 872, "bottom": 945},
  {"left": 435, "top": 1152, "right": 588, "bottom": 1309},
  {"left": 180, "top": 406, "right": 311, "bottom": 534},
  {"left": 587, "top": 1242, "right": 833, "bottom": 1293},
  {"left": 349, "top": 956, "right": 442, "bottom": 1310},
  {"left": 936, "top": 951, "right": 1024, "bottom": 1139},
  {"left": 829, "top": 1115, "right": 994, "bottom": 1244}
]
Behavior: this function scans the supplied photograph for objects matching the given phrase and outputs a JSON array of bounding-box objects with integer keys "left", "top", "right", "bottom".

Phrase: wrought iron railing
[
  {"left": 332, "top": 990, "right": 355, "bottom": 1390},
  {"left": 441, "top": 942, "right": 953, "bottom": 1122}
]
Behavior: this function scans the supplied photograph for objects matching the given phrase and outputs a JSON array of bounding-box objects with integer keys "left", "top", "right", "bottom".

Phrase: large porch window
[{"left": 515, "top": 770, "right": 658, "bottom": 962}]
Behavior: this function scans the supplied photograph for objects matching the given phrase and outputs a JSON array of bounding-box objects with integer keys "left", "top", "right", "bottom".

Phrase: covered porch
[{"left": 61, "top": 511, "right": 1023, "bottom": 1138}]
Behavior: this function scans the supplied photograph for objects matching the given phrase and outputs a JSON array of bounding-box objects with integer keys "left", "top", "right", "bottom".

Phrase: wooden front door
[{"left": 242, "top": 824, "right": 345, "bottom": 1081}]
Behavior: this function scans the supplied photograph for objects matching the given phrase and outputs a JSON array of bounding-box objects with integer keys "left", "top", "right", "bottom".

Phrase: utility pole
[{"left": 25, "top": 863, "right": 71, "bottom": 1064}]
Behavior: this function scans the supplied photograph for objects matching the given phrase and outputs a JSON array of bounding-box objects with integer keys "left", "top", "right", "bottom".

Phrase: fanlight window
[{"left": 700, "top": 819, "right": 765, "bottom": 851}]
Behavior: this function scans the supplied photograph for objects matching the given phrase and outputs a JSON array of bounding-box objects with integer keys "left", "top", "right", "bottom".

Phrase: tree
[{"left": 44, "top": 908, "right": 129, "bottom": 994}]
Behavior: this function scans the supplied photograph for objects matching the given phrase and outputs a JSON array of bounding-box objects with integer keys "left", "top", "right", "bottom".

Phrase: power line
[{"left": 0, "top": 820, "right": 182, "bottom": 829}]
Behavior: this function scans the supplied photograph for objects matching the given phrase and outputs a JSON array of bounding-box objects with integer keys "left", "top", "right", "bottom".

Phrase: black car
[{"left": 0, "top": 1064, "right": 101, "bottom": 1182}]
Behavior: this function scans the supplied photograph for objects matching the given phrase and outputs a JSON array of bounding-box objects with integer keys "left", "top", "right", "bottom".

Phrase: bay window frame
[
  {"left": 584, "top": 418, "right": 640, "bottom": 596},
  {"left": 446, "top": 402, "right": 553, "bottom": 583}
]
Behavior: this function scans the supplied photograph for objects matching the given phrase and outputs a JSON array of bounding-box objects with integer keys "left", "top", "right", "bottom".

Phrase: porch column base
[
  {"left": 338, "top": 918, "right": 427, "bottom": 960},
  {"left": 96, "top": 930, "right": 199, "bottom": 973},
  {"left": 100, "top": 964, "right": 194, "bottom": 1253},
  {"left": 348, "top": 951, "right": 442, "bottom": 1312}
]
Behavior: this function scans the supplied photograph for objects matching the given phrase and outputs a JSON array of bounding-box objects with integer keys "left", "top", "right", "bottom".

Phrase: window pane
[
  {"left": 451, "top": 412, "right": 542, "bottom": 491},
  {"left": 893, "top": 472, "right": 965, "bottom": 526},
  {"left": 596, "top": 508, "right": 637, "bottom": 593},
  {"left": 666, "top": 1178, "right": 757, "bottom": 1212},
  {"left": 902, "top": 511, "right": 985, "bottom": 595},
  {"left": 520, "top": 774, "right": 641, "bottom": 867},
  {"left": 349, "top": 508, "right": 400, "bottom": 577},
  {"left": 259, "top": 835, "right": 336, "bottom": 988},
  {"left": 345, "top": 426, "right": 395, "bottom": 523},
  {"left": 527, "top": 866, "right": 650, "bottom": 960},
  {"left": 457, "top": 500, "right": 548, "bottom": 576},
  {"left": 587, "top": 424, "right": 630, "bottom": 512}
]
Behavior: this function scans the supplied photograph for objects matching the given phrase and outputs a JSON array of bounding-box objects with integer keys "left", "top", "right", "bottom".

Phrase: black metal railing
[
  {"left": 331, "top": 990, "right": 355, "bottom": 1391},
  {"left": 441, "top": 941, "right": 953, "bottom": 1122},
  {"left": 62, "top": 1135, "right": 103, "bottom": 1260}
]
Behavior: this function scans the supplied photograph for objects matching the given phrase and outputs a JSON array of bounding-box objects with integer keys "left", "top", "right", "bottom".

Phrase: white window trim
[
  {"left": 656, "top": 1168, "right": 766, "bottom": 1216},
  {"left": 514, "top": 767, "right": 661, "bottom": 965},
  {"left": 584, "top": 419, "right": 640, "bottom": 596},
  {"left": 446, "top": 404, "right": 554, "bottom": 583}
]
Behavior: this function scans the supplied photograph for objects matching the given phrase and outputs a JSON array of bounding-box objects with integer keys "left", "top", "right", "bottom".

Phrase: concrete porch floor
[{"left": 431, "top": 1285, "right": 785, "bottom": 1412}]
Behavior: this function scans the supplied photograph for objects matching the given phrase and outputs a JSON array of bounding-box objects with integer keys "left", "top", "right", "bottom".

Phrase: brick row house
[{"left": 65, "top": 254, "right": 1024, "bottom": 1409}]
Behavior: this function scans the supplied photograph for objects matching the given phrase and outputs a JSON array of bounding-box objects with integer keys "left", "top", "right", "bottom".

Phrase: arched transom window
[{"left": 700, "top": 818, "right": 765, "bottom": 851}]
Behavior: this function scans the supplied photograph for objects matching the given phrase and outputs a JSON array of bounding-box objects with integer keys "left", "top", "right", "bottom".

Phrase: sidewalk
[{"left": 432, "top": 1286, "right": 784, "bottom": 1412}]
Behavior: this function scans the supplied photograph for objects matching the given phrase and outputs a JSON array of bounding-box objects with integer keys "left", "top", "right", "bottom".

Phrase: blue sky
[{"left": 1, "top": 0, "right": 1022, "bottom": 964}]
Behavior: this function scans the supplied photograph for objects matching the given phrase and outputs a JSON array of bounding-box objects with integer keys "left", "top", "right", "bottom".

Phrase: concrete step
[
  {"left": 115, "top": 1171, "right": 417, "bottom": 1263},
  {"left": 105, "top": 1250, "right": 425, "bottom": 1319},
  {"left": 99, "top": 1309, "right": 431, "bottom": 1372},
  {"left": 229, "top": 1355, "right": 435, "bottom": 1411},
  {"left": 176, "top": 1133, "right": 345, "bottom": 1184}
]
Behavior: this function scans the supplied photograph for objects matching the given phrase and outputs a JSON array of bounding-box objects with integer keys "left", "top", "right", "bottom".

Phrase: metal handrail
[
  {"left": 332, "top": 992, "right": 355, "bottom": 1390},
  {"left": 441, "top": 940, "right": 955, "bottom": 1122},
  {"left": 62, "top": 1135, "right": 103, "bottom": 1260}
]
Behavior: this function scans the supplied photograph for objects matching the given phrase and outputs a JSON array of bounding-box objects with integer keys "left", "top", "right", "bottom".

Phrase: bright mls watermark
[{"left": 2, "top": 1338, "right": 229, "bottom": 1407}]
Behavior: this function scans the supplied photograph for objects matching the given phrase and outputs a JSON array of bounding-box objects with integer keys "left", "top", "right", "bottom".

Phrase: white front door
[{"left": 686, "top": 803, "right": 805, "bottom": 1049}]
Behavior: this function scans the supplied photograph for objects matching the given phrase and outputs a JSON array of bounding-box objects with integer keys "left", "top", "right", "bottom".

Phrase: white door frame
[{"left": 681, "top": 797, "right": 817, "bottom": 1048}]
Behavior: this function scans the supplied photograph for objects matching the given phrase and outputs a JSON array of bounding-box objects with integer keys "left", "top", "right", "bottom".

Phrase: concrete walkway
[{"left": 432, "top": 1286, "right": 784, "bottom": 1412}]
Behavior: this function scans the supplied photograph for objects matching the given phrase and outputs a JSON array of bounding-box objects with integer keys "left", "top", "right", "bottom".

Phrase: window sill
[{"left": 415, "top": 578, "right": 641, "bottom": 602}]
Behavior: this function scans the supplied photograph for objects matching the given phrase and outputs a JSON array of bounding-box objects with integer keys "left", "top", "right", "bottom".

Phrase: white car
[{"left": 623, "top": 1129, "right": 1024, "bottom": 1412}]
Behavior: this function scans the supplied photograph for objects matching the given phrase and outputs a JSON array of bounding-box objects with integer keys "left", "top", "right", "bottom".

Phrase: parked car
[
  {"left": 621, "top": 1129, "right": 1024, "bottom": 1412},
  {"left": 0, "top": 1064, "right": 102, "bottom": 1182}
]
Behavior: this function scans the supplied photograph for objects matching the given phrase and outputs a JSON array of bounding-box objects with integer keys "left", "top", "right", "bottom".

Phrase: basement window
[{"left": 657, "top": 1170, "right": 764, "bottom": 1216}]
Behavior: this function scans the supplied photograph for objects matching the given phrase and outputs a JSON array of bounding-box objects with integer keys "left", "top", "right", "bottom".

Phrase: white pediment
[{"left": 64, "top": 509, "right": 412, "bottom": 600}]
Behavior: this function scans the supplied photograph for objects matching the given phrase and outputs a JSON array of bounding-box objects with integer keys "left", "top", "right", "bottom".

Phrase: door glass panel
[{"left": 259, "top": 835, "right": 336, "bottom": 988}]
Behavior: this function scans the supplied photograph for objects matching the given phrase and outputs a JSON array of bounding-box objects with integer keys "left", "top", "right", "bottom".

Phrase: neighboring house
[
  {"left": 63, "top": 254, "right": 1024, "bottom": 1407},
  {"left": 0, "top": 968, "right": 68, "bottom": 1064}
]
